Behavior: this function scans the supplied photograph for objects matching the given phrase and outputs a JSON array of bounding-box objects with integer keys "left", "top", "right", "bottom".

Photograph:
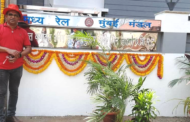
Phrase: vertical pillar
[{"left": 155, "top": 11, "right": 190, "bottom": 53}]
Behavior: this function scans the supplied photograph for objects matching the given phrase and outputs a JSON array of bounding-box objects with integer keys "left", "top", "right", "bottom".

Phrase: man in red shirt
[{"left": 0, "top": 4, "right": 31, "bottom": 122}]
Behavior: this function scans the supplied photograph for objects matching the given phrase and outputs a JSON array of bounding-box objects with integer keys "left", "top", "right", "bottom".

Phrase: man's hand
[
  {"left": 6, "top": 49, "right": 20, "bottom": 58},
  {"left": 6, "top": 55, "right": 18, "bottom": 63}
]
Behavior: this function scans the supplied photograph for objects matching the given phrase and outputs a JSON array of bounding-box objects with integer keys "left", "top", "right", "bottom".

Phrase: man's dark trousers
[{"left": 0, "top": 66, "right": 23, "bottom": 122}]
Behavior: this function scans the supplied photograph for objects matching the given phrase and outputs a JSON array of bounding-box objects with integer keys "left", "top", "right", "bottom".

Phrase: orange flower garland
[
  {"left": 23, "top": 50, "right": 164, "bottom": 78},
  {"left": 64, "top": 53, "right": 79, "bottom": 58},
  {"left": 125, "top": 54, "right": 163, "bottom": 79},
  {"left": 64, "top": 53, "right": 80, "bottom": 62},
  {"left": 91, "top": 52, "right": 125, "bottom": 71},
  {"left": 157, "top": 55, "right": 164, "bottom": 78},
  {"left": 0, "top": 0, "right": 5, "bottom": 24},
  {"left": 54, "top": 52, "right": 91, "bottom": 76},
  {"left": 28, "top": 50, "right": 45, "bottom": 59},
  {"left": 23, "top": 50, "right": 54, "bottom": 74},
  {"left": 135, "top": 55, "right": 151, "bottom": 65},
  {"left": 112, "top": 54, "right": 125, "bottom": 71}
]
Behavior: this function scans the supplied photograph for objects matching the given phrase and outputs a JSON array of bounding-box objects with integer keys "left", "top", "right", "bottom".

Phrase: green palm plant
[
  {"left": 168, "top": 54, "right": 190, "bottom": 116},
  {"left": 84, "top": 50, "right": 146, "bottom": 122},
  {"left": 172, "top": 97, "right": 190, "bottom": 116},
  {"left": 168, "top": 54, "right": 190, "bottom": 87}
]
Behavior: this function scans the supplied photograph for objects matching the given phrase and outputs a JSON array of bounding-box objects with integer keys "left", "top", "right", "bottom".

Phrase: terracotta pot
[{"left": 103, "top": 112, "right": 117, "bottom": 122}]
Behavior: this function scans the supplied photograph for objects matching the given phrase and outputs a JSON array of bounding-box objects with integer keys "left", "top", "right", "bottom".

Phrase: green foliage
[
  {"left": 171, "top": 97, "right": 190, "bottom": 115},
  {"left": 130, "top": 90, "right": 159, "bottom": 122},
  {"left": 72, "top": 31, "right": 99, "bottom": 49},
  {"left": 168, "top": 54, "right": 190, "bottom": 87},
  {"left": 49, "top": 28, "right": 57, "bottom": 48},
  {"left": 168, "top": 54, "right": 190, "bottom": 116},
  {"left": 130, "top": 77, "right": 147, "bottom": 100},
  {"left": 84, "top": 50, "right": 146, "bottom": 122}
]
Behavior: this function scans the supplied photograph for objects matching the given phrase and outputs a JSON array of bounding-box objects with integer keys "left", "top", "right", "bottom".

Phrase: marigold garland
[
  {"left": 23, "top": 50, "right": 164, "bottom": 78},
  {"left": 0, "top": 0, "right": 5, "bottom": 24},
  {"left": 157, "top": 55, "right": 164, "bottom": 79},
  {"left": 112, "top": 54, "right": 125, "bottom": 72},
  {"left": 98, "top": 53, "right": 115, "bottom": 63},
  {"left": 64, "top": 53, "right": 79, "bottom": 58},
  {"left": 23, "top": 50, "right": 54, "bottom": 74},
  {"left": 91, "top": 52, "right": 125, "bottom": 71},
  {"left": 64, "top": 54, "right": 80, "bottom": 62},
  {"left": 28, "top": 50, "right": 45, "bottom": 59},
  {"left": 125, "top": 54, "right": 163, "bottom": 79},
  {"left": 135, "top": 55, "right": 151, "bottom": 65},
  {"left": 54, "top": 52, "right": 91, "bottom": 76}
]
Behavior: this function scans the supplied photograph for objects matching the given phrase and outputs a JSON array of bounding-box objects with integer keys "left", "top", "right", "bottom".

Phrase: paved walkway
[{"left": 17, "top": 116, "right": 190, "bottom": 122}]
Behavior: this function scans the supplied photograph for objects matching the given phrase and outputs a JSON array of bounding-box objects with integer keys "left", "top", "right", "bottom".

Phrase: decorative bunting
[
  {"left": 23, "top": 50, "right": 164, "bottom": 78},
  {"left": 23, "top": 50, "right": 54, "bottom": 74},
  {"left": 54, "top": 52, "right": 91, "bottom": 76},
  {"left": 91, "top": 52, "right": 125, "bottom": 71},
  {"left": 28, "top": 50, "right": 45, "bottom": 59},
  {"left": 125, "top": 54, "right": 163, "bottom": 79}
]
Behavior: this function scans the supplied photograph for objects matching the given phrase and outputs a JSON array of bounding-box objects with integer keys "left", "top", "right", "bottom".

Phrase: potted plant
[
  {"left": 84, "top": 50, "right": 146, "bottom": 122},
  {"left": 168, "top": 54, "right": 190, "bottom": 115},
  {"left": 130, "top": 89, "right": 159, "bottom": 122}
]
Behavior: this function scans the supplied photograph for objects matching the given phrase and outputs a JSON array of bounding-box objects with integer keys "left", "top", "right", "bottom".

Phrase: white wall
[
  {"left": 155, "top": 11, "right": 190, "bottom": 33},
  {"left": 16, "top": 53, "right": 190, "bottom": 117},
  {"left": 53, "top": 0, "right": 104, "bottom": 9}
]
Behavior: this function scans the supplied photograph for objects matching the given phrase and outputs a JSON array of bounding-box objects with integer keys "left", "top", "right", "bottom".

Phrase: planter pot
[{"left": 103, "top": 112, "right": 117, "bottom": 122}]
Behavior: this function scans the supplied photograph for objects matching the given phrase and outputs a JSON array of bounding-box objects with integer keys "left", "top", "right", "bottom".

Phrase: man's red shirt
[{"left": 0, "top": 23, "right": 31, "bottom": 69}]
